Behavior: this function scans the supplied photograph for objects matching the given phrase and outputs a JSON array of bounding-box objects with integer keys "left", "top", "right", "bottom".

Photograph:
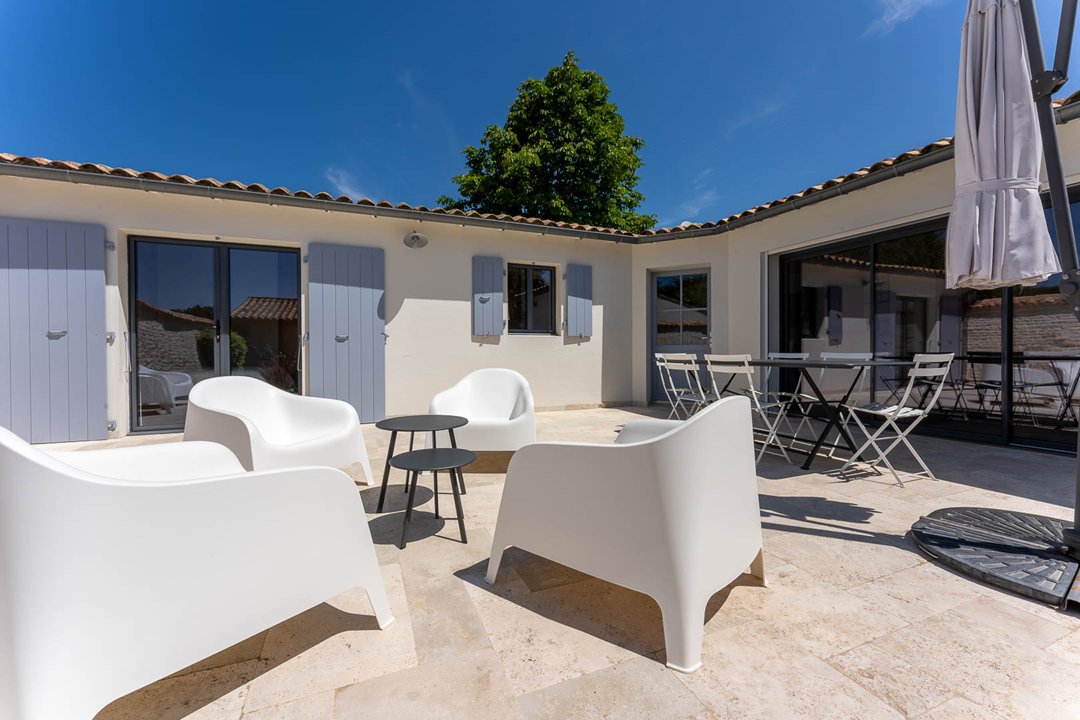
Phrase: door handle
[
  {"left": 46, "top": 330, "right": 68, "bottom": 340},
  {"left": 336, "top": 334, "right": 349, "bottom": 342}
]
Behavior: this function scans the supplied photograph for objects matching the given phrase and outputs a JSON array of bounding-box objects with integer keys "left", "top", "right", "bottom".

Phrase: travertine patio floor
[{"left": 89, "top": 407, "right": 1080, "bottom": 720}]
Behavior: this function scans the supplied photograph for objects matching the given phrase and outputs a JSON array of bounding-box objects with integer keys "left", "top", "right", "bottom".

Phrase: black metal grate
[{"left": 911, "top": 507, "right": 1079, "bottom": 607}]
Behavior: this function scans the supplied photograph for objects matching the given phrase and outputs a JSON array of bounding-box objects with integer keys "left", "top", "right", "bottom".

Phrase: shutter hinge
[
  {"left": 107, "top": 419, "right": 117, "bottom": 432},
  {"left": 303, "top": 255, "right": 309, "bottom": 263},
  {"left": 105, "top": 331, "right": 116, "bottom": 346},
  {"left": 105, "top": 240, "right": 116, "bottom": 251}
]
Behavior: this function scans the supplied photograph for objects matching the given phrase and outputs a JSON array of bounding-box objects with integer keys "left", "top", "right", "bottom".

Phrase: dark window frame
[
  {"left": 127, "top": 236, "right": 302, "bottom": 434},
  {"left": 507, "top": 262, "right": 558, "bottom": 335}
]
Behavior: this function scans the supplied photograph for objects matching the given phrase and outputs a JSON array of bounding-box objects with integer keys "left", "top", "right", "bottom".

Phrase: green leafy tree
[{"left": 439, "top": 51, "right": 656, "bottom": 233}]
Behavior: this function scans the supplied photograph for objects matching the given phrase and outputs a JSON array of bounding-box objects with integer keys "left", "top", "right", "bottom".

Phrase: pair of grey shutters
[
  {"left": 308, "top": 243, "right": 386, "bottom": 423},
  {"left": 0, "top": 217, "right": 108, "bottom": 442},
  {"left": 471, "top": 256, "right": 593, "bottom": 337}
]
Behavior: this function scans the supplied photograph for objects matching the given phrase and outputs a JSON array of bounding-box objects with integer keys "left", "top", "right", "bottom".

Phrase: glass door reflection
[
  {"left": 228, "top": 248, "right": 300, "bottom": 392},
  {"left": 133, "top": 241, "right": 218, "bottom": 430}
]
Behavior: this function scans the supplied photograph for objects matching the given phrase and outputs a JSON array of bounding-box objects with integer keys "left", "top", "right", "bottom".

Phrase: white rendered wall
[
  {"left": 629, "top": 119, "right": 1080, "bottom": 403},
  {"left": 0, "top": 177, "right": 633, "bottom": 436}
]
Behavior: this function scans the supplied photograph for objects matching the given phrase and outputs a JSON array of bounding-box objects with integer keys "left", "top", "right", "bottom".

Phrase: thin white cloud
[
  {"left": 865, "top": 0, "right": 941, "bottom": 35},
  {"left": 660, "top": 167, "right": 722, "bottom": 226},
  {"left": 323, "top": 166, "right": 367, "bottom": 200},
  {"left": 726, "top": 97, "right": 787, "bottom": 137}
]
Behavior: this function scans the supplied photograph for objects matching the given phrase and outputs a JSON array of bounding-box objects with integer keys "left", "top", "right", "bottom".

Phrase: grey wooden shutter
[
  {"left": 826, "top": 285, "right": 843, "bottom": 344},
  {"left": 472, "top": 256, "right": 503, "bottom": 336},
  {"left": 0, "top": 217, "right": 107, "bottom": 442},
  {"left": 566, "top": 263, "right": 593, "bottom": 337},
  {"left": 308, "top": 243, "right": 386, "bottom": 423}
]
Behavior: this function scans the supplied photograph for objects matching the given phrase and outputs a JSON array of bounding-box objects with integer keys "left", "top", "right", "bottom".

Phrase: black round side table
[
  {"left": 389, "top": 447, "right": 475, "bottom": 549},
  {"left": 374, "top": 414, "right": 468, "bottom": 514}
]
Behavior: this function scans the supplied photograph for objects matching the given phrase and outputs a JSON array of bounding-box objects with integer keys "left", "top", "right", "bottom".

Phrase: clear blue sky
[{"left": 3, "top": 1, "right": 1079, "bottom": 229}]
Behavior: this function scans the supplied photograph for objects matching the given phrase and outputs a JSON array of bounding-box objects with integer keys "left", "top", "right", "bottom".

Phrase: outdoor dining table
[{"left": 716, "top": 357, "right": 914, "bottom": 470}]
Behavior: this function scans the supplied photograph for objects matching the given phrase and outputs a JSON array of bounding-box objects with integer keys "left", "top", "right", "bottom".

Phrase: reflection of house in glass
[
  {"left": 779, "top": 223, "right": 1080, "bottom": 444},
  {"left": 231, "top": 296, "right": 299, "bottom": 391}
]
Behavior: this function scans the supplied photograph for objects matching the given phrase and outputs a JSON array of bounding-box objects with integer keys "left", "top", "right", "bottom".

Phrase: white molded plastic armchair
[
  {"left": 0, "top": 427, "right": 392, "bottom": 720},
  {"left": 486, "top": 397, "right": 765, "bottom": 673},
  {"left": 429, "top": 368, "right": 536, "bottom": 451},
  {"left": 185, "top": 376, "right": 375, "bottom": 485}
]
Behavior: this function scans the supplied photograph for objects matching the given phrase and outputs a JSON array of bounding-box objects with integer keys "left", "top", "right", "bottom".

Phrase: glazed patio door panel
[
  {"left": 133, "top": 241, "right": 218, "bottom": 430},
  {"left": 649, "top": 270, "right": 710, "bottom": 402},
  {"left": 132, "top": 239, "right": 300, "bottom": 431},
  {"left": 308, "top": 243, "right": 385, "bottom": 423}
]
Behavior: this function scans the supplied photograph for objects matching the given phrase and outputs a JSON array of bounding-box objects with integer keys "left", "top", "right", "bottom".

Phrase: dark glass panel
[
  {"left": 133, "top": 242, "right": 216, "bottom": 430},
  {"left": 228, "top": 248, "right": 299, "bottom": 392},
  {"left": 530, "top": 267, "right": 554, "bottom": 334},
  {"left": 656, "top": 275, "right": 681, "bottom": 307},
  {"left": 681, "top": 273, "right": 708, "bottom": 309},
  {"left": 508, "top": 265, "right": 527, "bottom": 331}
]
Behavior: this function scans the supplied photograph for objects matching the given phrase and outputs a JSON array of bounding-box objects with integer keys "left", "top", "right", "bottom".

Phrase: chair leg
[
  {"left": 749, "top": 548, "right": 767, "bottom": 587},
  {"left": 485, "top": 536, "right": 508, "bottom": 584},
  {"left": 358, "top": 560, "right": 395, "bottom": 632},
  {"left": 659, "top": 595, "right": 708, "bottom": 674}
]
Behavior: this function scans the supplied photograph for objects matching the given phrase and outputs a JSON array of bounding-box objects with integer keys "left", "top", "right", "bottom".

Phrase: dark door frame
[
  {"left": 127, "top": 236, "right": 301, "bottom": 433},
  {"left": 648, "top": 267, "right": 711, "bottom": 403}
]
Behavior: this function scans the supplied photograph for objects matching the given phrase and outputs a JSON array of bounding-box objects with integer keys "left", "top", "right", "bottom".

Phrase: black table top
[
  {"left": 376, "top": 414, "right": 468, "bottom": 432},
  {"left": 729, "top": 358, "right": 914, "bottom": 370},
  {"left": 389, "top": 447, "right": 477, "bottom": 472}
]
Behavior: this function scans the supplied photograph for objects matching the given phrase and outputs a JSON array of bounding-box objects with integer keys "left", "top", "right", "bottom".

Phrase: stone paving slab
[{"left": 87, "top": 407, "right": 1080, "bottom": 720}]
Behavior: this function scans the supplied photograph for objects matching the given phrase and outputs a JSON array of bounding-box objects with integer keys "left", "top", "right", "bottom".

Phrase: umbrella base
[{"left": 911, "top": 507, "right": 1079, "bottom": 607}]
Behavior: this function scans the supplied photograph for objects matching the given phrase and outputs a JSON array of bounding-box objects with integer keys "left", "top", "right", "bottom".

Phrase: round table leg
[
  {"left": 376, "top": 430, "right": 397, "bottom": 513},
  {"left": 400, "top": 470, "right": 420, "bottom": 549},
  {"left": 449, "top": 428, "right": 466, "bottom": 494},
  {"left": 403, "top": 431, "right": 415, "bottom": 493},
  {"left": 450, "top": 466, "right": 467, "bottom": 544}
]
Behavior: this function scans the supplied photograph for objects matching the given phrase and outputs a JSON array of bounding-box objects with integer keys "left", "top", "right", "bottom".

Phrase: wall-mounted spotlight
[{"left": 403, "top": 231, "right": 429, "bottom": 249}]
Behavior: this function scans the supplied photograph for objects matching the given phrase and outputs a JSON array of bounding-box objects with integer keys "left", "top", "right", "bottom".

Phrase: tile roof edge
[{"left": 1, "top": 92, "right": 1076, "bottom": 243}]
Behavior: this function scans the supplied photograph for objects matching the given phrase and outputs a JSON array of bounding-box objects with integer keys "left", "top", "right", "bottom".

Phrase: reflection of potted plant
[{"left": 196, "top": 329, "right": 248, "bottom": 369}]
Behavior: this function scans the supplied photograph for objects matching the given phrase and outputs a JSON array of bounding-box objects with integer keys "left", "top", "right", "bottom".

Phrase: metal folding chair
[
  {"left": 759, "top": 352, "right": 809, "bottom": 444},
  {"left": 655, "top": 353, "right": 712, "bottom": 419},
  {"left": 840, "top": 353, "right": 954, "bottom": 487},
  {"left": 702, "top": 354, "right": 790, "bottom": 463}
]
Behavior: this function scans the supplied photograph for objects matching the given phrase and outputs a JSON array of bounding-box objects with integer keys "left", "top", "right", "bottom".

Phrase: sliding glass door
[{"left": 131, "top": 238, "right": 299, "bottom": 431}]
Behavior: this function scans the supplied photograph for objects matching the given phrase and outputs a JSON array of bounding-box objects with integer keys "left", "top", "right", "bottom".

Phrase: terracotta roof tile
[{"left": 231, "top": 296, "right": 297, "bottom": 321}]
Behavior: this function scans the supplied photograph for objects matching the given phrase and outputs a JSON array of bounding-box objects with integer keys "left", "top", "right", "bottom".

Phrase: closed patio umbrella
[
  {"left": 947, "top": 0, "right": 1062, "bottom": 289},
  {"left": 918, "top": 0, "right": 1080, "bottom": 604}
]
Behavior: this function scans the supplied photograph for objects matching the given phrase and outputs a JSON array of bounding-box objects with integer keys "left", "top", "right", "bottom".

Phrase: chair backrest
[
  {"left": 189, "top": 375, "right": 282, "bottom": 419},
  {"left": 893, "top": 353, "right": 954, "bottom": 411},
  {"left": 763, "top": 352, "right": 809, "bottom": 393},
  {"left": 819, "top": 351, "right": 875, "bottom": 398},
  {"left": 433, "top": 368, "right": 534, "bottom": 420},
  {"left": 656, "top": 353, "right": 708, "bottom": 399},
  {"left": 701, "top": 354, "right": 754, "bottom": 399},
  {"left": 636, "top": 396, "right": 761, "bottom": 585}
]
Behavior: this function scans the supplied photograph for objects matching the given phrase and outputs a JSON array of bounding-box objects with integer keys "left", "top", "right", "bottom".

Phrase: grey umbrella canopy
[{"left": 946, "top": 0, "right": 1062, "bottom": 290}]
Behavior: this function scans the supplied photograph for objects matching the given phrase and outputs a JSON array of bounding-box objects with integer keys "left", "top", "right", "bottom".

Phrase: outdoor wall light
[{"left": 403, "top": 231, "right": 429, "bottom": 249}]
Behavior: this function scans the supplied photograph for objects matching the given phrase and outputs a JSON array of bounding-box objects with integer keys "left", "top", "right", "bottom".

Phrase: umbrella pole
[{"left": 1018, "top": 0, "right": 1080, "bottom": 555}]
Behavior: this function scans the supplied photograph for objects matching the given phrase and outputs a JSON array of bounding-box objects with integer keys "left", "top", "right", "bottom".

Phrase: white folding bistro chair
[
  {"left": 702, "top": 354, "right": 790, "bottom": 462},
  {"left": 840, "top": 353, "right": 954, "bottom": 486},
  {"left": 759, "top": 352, "right": 810, "bottom": 444},
  {"left": 818, "top": 351, "right": 875, "bottom": 456},
  {"left": 655, "top": 353, "right": 713, "bottom": 419}
]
